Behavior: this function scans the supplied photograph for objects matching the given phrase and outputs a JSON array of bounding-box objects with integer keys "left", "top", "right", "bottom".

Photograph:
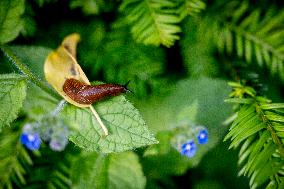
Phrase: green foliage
[
  {"left": 180, "top": 17, "right": 219, "bottom": 77},
  {"left": 6, "top": 46, "right": 52, "bottom": 79},
  {"left": 93, "top": 22, "right": 166, "bottom": 97},
  {"left": 0, "top": 0, "right": 25, "bottom": 44},
  {"left": 0, "top": 124, "right": 33, "bottom": 188},
  {"left": 61, "top": 96, "right": 158, "bottom": 153},
  {"left": 71, "top": 152, "right": 105, "bottom": 188},
  {"left": 22, "top": 146, "right": 73, "bottom": 189},
  {"left": 71, "top": 152, "right": 146, "bottom": 189},
  {"left": 2, "top": 45, "right": 157, "bottom": 153},
  {"left": 0, "top": 74, "right": 27, "bottom": 128},
  {"left": 224, "top": 83, "right": 284, "bottom": 188},
  {"left": 137, "top": 77, "right": 232, "bottom": 184},
  {"left": 32, "top": 0, "right": 57, "bottom": 7},
  {"left": 120, "top": 0, "right": 182, "bottom": 47},
  {"left": 0, "top": 0, "right": 283, "bottom": 188},
  {"left": 138, "top": 77, "right": 232, "bottom": 135},
  {"left": 21, "top": 3, "right": 37, "bottom": 38},
  {"left": 178, "top": 0, "right": 206, "bottom": 18},
  {"left": 70, "top": 0, "right": 114, "bottom": 15},
  {"left": 212, "top": 1, "right": 284, "bottom": 80},
  {"left": 119, "top": 0, "right": 207, "bottom": 47}
]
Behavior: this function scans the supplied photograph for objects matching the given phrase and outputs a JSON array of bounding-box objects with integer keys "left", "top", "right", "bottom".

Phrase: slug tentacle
[
  {"left": 123, "top": 80, "right": 133, "bottom": 93},
  {"left": 63, "top": 78, "right": 129, "bottom": 105}
]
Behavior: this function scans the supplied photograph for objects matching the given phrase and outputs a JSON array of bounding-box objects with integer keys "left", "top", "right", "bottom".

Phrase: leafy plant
[
  {"left": 225, "top": 82, "right": 284, "bottom": 188},
  {"left": 119, "top": 0, "right": 182, "bottom": 47},
  {"left": 212, "top": 1, "right": 284, "bottom": 80},
  {"left": 71, "top": 151, "right": 146, "bottom": 189},
  {"left": 1, "top": 44, "right": 157, "bottom": 153},
  {"left": 0, "top": 0, "right": 25, "bottom": 44},
  {"left": 0, "top": 0, "right": 283, "bottom": 188},
  {"left": 0, "top": 125, "right": 33, "bottom": 188},
  {"left": 0, "top": 74, "right": 27, "bottom": 127}
]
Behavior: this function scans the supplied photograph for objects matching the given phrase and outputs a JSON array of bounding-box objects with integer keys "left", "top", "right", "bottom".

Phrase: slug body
[{"left": 63, "top": 78, "right": 129, "bottom": 105}]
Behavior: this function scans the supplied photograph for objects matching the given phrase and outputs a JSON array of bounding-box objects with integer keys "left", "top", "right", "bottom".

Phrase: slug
[{"left": 63, "top": 78, "right": 130, "bottom": 105}]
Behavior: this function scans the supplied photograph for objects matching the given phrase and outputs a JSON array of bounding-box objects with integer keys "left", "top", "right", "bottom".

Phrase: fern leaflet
[
  {"left": 213, "top": 1, "right": 284, "bottom": 80},
  {"left": 120, "top": 0, "right": 182, "bottom": 47},
  {"left": 225, "top": 82, "right": 284, "bottom": 188}
]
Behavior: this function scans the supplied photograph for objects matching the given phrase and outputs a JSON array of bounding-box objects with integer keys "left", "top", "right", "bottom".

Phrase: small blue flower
[
  {"left": 49, "top": 139, "right": 67, "bottom": 151},
  {"left": 180, "top": 139, "right": 197, "bottom": 158},
  {"left": 48, "top": 124, "right": 69, "bottom": 152},
  {"left": 20, "top": 133, "right": 41, "bottom": 150},
  {"left": 197, "top": 129, "right": 208, "bottom": 144}
]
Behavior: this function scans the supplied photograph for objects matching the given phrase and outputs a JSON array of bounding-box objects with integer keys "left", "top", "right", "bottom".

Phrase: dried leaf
[{"left": 44, "top": 33, "right": 90, "bottom": 108}]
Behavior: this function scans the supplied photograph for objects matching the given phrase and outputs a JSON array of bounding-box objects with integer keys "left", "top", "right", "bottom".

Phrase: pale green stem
[
  {"left": 51, "top": 100, "right": 67, "bottom": 116},
  {"left": 89, "top": 106, "right": 109, "bottom": 136},
  {"left": 255, "top": 103, "right": 284, "bottom": 158}
]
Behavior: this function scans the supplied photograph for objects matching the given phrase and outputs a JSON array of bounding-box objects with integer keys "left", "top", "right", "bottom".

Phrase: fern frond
[
  {"left": 0, "top": 125, "right": 33, "bottom": 188},
  {"left": 23, "top": 147, "right": 73, "bottom": 189},
  {"left": 214, "top": 1, "right": 284, "bottom": 80},
  {"left": 225, "top": 83, "right": 284, "bottom": 188},
  {"left": 178, "top": 0, "right": 206, "bottom": 18},
  {"left": 120, "top": 0, "right": 182, "bottom": 47}
]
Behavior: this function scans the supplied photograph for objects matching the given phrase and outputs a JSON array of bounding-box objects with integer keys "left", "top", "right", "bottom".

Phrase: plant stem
[
  {"left": 51, "top": 100, "right": 67, "bottom": 116},
  {"left": 255, "top": 103, "right": 284, "bottom": 158},
  {"left": 89, "top": 106, "right": 109, "bottom": 136},
  {"left": 0, "top": 46, "right": 60, "bottom": 99}
]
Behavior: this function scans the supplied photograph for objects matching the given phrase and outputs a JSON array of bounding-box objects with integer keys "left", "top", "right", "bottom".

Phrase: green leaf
[
  {"left": 70, "top": 0, "right": 100, "bottom": 15},
  {"left": 238, "top": 135, "right": 255, "bottom": 165},
  {"left": 260, "top": 103, "right": 284, "bottom": 110},
  {"left": 61, "top": 95, "right": 158, "bottom": 153},
  {"left": 248, "top": 140, "right": 276, "bottom": 176},
  {"left": 0, "top": 74, "right": 27, "bottom": 128},
  {"left": 213, "top": 2, "right": 284, "bottom": 81},
  {"left": 179, "top": 0, "right": 206, "bottom": 17},
  {"left": 229, "top": 122, "right": 265, "bottom": 149},
  {"left": 224, "top": 98, "right": 254, "bottom": 104},
  {"left": 0, "top": 123, "right": 33, "bottom": 188},
  {"left": 22, "top": 145, "right": 72, "bottom": 189},
  {"left": 252, "top": 161, "right": 283, "bottom": 189},
  {"left": 71, "top": 153, "right": 107, "bottom": 189},
  {"left": 70, "top": 0, "right": 114, "bottom": 15},
  {"left": 120, "top": 0, "right": 181, "bottom": 47},
  {"left": 243, "top": 131, "right": 270, "bottom": 176},
  {"left": 23, "top": 83, "right": 58, "bottom": 121},
  {"left": 0, "top": 0, "right": 25, "bottom": 44},
  {"left": 71, "top": 152, "right": 146, "bottom": 189},
  {"left": 108, "top": 152, "right": 146, "bottom": 189},
  {"left": 1, "top": 46, "right": 59, "bottom": 99},
  {"left": 266, "top": 113, "right": 284, "bottom": 123},
  {"left": 6, "top": 46, "right": 52, "bottom": 80},
  {"left": 6, "top": 44, "right": 157, "bottom": 153}
]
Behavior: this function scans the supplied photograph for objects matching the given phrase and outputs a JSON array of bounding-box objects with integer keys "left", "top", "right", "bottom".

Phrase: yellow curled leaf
[{"left": 44, "top": 33, "right": 90, "bottom": 108}]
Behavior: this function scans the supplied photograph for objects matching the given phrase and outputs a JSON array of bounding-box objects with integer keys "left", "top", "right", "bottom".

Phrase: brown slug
[{"left": 63, "top": 78, "right": 130, "bottom": 105}]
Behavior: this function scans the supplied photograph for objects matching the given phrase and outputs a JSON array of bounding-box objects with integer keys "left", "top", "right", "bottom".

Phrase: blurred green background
[{"left": 1, "top": 0, "right": 283, "bottom": 188}]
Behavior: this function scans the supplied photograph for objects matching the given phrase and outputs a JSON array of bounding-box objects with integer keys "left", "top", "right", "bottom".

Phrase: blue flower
[
  {"left": 49, "top": 139, "right": 67, "bottom": 151},
  {"left": 197, "top": 129, "right": 208, "bottom": 144},
  {"left": 20, "top": 132, "right": 41, "bottom": 150},
  {"left": 180, "top": 139, "right": 197, "bottom": 158}
]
